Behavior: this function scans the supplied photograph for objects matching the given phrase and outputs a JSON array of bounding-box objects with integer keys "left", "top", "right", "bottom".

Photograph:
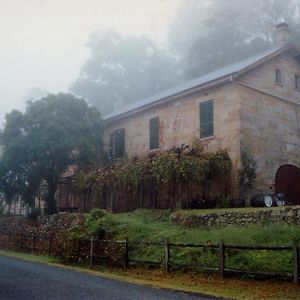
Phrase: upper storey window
[
  {"left": 295, "top": 75, "right": 300, "bottom": 90},
  {"left": 109, "top": 128, "right": 125, "bottom": 159},
  {"left": 200, "top": 100, "right": 214, "bottom": 138},
  {"left": 275, "top": 69, "right": 282, "bottom": 84},
  {"left": 149, "top": 117, "right": 159, "bottom": 150}
]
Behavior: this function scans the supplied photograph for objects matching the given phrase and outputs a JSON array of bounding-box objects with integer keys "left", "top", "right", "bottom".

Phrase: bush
[
  {"left": 27, "top": 207, "right": 40, "bottom": 220},
  {"left": 85, "top": 208, "right": 115, "bottom": 238}
]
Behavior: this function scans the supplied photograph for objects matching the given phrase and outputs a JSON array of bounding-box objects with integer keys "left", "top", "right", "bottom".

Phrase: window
[
  {"left": 109, "top": 128, "right": 125, "bottom": 158},
  {"left": 295, "top": 75, "right": 300, "bottom": 89},
  {"left": 275, "top": 69, "right": 282, "bottom": 84},
  {"left": 150, "top": 117, "right": 159, "bottom": 149},
  {"left": 200, "top": 100, "right": 214, "bottom": 138}
]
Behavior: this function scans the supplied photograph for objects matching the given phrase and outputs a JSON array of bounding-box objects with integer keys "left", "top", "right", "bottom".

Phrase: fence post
[
  {"left": 19, "top": 233, "right": 22, "bottom": 250},
  {"left": 164, "top": 239, "right": 170, "bottom": 272},
  {"left": 293, "top": 240, "right": 299, "bottom": 284},
  {"left": 31, "top": 233, "right": 34, "bottom": 253},
  {"left": 90, "top": 236, "right": 94, "bottom": 268},
  {"left": 66, "top": 238, "right": 69, "bottom": 264},
  {"left": 219, "top": 240, "right": 225, "bottom": 278},
  {"left": 124, "top": 239, "right": 129, "bottom": 270},
  {"left": 47, "top": 235, "right": 51, "bottom": 256},
  {"left": 8, "top": 231, "right": 11, "bottom": 250}
]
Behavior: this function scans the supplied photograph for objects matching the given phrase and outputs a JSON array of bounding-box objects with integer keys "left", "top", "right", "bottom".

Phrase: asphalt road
[{"left": 0, "top": 256, "right": 220, "bottom": 300}]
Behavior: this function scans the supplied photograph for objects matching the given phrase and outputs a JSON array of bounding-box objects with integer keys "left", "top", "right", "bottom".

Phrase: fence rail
[{"left": 0, "top": 230, "right": 299, "bottom": 283}]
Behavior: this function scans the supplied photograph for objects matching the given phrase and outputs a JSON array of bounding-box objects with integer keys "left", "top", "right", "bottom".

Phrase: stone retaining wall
[{"left": 171, "top": 206, "right": 300, "bottom": 228}]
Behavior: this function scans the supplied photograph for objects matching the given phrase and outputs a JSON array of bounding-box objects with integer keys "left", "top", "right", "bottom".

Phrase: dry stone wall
[{"left": 171, "top": 206, "right": 300, "bottom": 228}]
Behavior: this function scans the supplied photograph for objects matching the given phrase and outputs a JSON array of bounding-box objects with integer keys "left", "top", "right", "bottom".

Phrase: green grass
[
  {"left": 106, "top": 209, "right": 300, "bottom": 273},
  {"left": 111, "top": 209, "right": 300, "bottom": 245},
  {"left": 2, "top": 249, "right": 300, "bottom": 299},
  {"left": 0, "top": 249, "right": 59, "bottom": 264}
]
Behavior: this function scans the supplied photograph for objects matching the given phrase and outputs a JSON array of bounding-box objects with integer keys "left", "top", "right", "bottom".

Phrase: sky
[{"left": 0, "top": 0, "right": 181, "bottom": 128}]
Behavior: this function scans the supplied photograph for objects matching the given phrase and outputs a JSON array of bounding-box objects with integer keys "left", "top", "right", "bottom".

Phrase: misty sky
[{"left": 0, "top": 0, "right": 181, "bottom": 128}]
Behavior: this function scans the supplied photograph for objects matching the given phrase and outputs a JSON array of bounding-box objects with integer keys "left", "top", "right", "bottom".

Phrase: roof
[{"left": 104, "top": 45, "right": 293, "bottom": 122}]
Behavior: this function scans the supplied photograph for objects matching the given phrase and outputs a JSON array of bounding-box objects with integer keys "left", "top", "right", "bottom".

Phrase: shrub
[{"left": 85, "top": 208, "right": 115, "bottom": 238}]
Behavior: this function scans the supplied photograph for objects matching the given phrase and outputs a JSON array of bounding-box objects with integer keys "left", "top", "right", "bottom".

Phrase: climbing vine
[
  {"left": 238, "top": 148, "right": 257, "bottom": 194},
  {"left": 73, "top": 146, "right": 232, "bottom": 203}
]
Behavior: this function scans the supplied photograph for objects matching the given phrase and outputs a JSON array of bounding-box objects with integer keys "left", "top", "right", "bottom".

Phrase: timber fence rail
[{"left": 0, "top": 230, "right": 299, "bottom": 283}]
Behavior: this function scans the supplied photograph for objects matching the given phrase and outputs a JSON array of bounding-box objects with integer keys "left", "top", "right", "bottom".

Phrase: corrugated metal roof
[{"left": 104, "top": 46, "right": 286, "bottom": 121}]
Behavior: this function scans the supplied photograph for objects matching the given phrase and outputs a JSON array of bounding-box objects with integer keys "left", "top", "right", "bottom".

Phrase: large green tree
[
  {"left": 0, "top": 94, "right": 104, "bottom": 214},
  {"left": 169, "top": 0, "right": 300, "bottom": 78},
  {"left": 71, "top": 30, "right": 181, "bottom": 114}
]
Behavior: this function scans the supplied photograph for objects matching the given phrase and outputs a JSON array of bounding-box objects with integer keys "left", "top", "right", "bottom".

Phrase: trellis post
[{"left": 219, "top": 240, "right": 225, "bottom": 278}]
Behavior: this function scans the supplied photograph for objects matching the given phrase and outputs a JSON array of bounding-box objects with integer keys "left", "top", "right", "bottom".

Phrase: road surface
[{"left": 0, "top": 256, "right": 220, "bottom": 300}]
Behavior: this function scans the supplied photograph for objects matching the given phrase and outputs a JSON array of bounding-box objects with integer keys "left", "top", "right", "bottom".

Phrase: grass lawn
[
  {"left": 1, "top": 249, "right": 300, "bottom": 300},
  {"left": 111, "top": 209, "right": 300, "bottom": 246},
  {"left": 106, "top": 209, "right": 300, "bottom": 274}
]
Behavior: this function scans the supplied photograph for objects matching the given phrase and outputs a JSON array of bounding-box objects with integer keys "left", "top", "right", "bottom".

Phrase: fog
[
  {"left": 0, "top": 0, "right": 180, "bottom": 127},
  {"left": 1, "top": 0, "right": 299, "bottom": 127}
]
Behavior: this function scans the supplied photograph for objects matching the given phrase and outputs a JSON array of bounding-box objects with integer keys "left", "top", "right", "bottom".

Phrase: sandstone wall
[
  {"left": 172, "top": 206, "right": 300, "bottom": 229},
  {"left": 237, "top": 51, "right": 300, "bottom": 192},
  {"left": 104, "top": 84, "right": 241, "bottom": 167}
]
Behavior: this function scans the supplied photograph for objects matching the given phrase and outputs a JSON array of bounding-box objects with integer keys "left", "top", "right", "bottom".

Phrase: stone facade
[
  {"left": 104, "top": 84, "right": 241, "bottom": 164},
  {"left": 237, "top": 51, "right": 300, "bottom": 192},
  {"left": 103, "top": 41, "right": 300, "bottom": 200}
]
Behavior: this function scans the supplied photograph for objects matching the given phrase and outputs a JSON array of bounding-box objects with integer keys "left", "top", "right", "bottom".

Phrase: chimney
[
  {"left": 274, "top": 22, "right": 291, "bottom": 47},
  {"left": 113, "top": 99, "right": 123, "bottom": 111}
]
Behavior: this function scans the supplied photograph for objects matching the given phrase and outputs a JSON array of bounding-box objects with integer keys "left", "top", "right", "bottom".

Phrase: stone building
[{"left": 103, "top": 23, "right": 300, "bottom": 204}]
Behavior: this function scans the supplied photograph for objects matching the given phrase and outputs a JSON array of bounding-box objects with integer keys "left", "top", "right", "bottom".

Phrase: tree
[
  {"left": 0, "top": 94, "right": 104, "bottom": 214},
  {"left": 168, "top": 0, "right": 300, "bottom": 78},
  {"left": 71, "top": 30, "right": 181, "bottom": 114}
]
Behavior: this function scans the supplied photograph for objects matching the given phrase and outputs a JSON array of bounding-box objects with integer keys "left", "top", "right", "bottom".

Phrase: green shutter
[
  {"left": 114, "top": 128, "right": 125, "bottom": 158},
  {"left": 150, "top": 117, "right": 159, "bottom": 149},
  {"left": 200, "top": 100, "right": 214, "bottom": 138},
  {"left": 295, "top": 75, "right": 300, "bottom": 89}
]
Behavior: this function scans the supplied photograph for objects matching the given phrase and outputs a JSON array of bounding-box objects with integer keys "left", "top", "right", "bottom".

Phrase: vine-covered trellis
[{"left": 57, "top": 145, "right": 232, "bottom": 212}]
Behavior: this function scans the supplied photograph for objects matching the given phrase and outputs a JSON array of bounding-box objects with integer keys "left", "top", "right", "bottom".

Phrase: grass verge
[{"left": 1, "top": 249, "right": 300, "bottom": 300}]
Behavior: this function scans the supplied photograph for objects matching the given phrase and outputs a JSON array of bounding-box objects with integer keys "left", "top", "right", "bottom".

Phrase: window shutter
[
  {"left": 114, "top": 128, "right": 125, "bottom": 158},
  {"left": 295, "top": 75, "right": 300, "bottom": 89},
  {"left": 150, "top": 117, "right": 159, "bottom": 149},
  {"left": 275, "top": 69, "right": 282, "bottom": 83},
  {"left": 200, "top": 100, "right": 214, "bottom": 138}
]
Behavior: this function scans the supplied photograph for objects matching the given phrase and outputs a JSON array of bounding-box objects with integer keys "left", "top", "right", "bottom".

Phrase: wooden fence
[{"left": 0, "top": 231, "right": 299, "bottom": 283}]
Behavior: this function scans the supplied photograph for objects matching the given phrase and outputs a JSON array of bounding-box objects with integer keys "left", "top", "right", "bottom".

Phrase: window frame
[
  {"left": 200, "top": 100, "right": 214, "bottom": 139},
  {"left": 295, "top": 75, "right": 300, "bottom": 90},
  {"left": 275, "top": 68, "right": 282, "bottom": 84},
  {"left": 109, "top": 128, "right": 125, "bottom": 159}
]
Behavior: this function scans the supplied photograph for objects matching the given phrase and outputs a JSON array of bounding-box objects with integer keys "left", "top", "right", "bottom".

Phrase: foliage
[
  {"left": 71, "top": 31, "right": 181, "bottom": 115},
  {"left": 169, "top": 0, "right": 300, "bottom": 79},
  {"left": 151, "top": 152, "right": 178, "bottom": 184},
  {"left": 27, "top": 208, "right": 41, "bottom": 220},
  {"left": 0, "top": 94, "right": 104, "bottom": 214},
  {"left": 85, "top": 208, "right": 115, "bottom": 238},
  {"left": 239, "top": 148, "right": 257, "bottom": 195},
  {"left": 110, "top": 209, "right": 300, "bottom": 274},
  {"left": 0, "top": 199, "right": 4, "bottom": 216},
  {"left": 74, "top": 147, "right": 232, "bottom": 204},
  {"left": 215, "top": 196, "right": 231, "bottom": 209}
]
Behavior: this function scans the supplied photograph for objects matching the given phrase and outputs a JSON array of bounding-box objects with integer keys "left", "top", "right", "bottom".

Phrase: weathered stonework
[
  {"left": 237, "top": 51, "right": 300, "bottom": 192},
  {"left": 171, "top": 206, "right": 300, "bottom": 229},
  {"left": 103, "top": 48, "right": 300, "bottom": 200},
  {"left": 104, "top": 84, "right": 241, "bottom": 164}
]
